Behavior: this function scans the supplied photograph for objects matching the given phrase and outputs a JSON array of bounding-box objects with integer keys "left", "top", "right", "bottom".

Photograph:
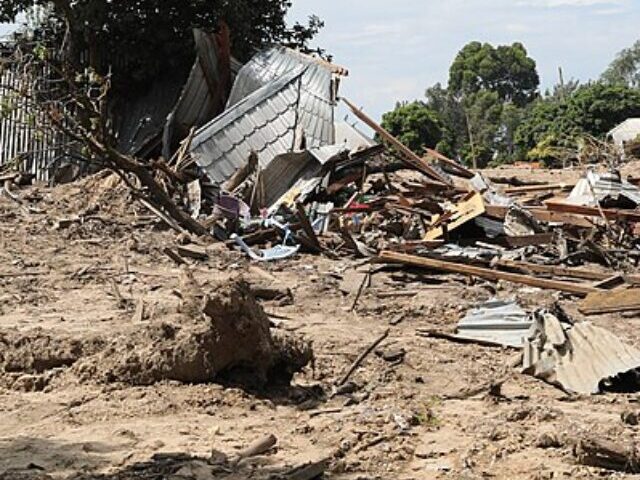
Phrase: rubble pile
[{"left": 4, "top": 39, "right": 640, "bottom": 480}]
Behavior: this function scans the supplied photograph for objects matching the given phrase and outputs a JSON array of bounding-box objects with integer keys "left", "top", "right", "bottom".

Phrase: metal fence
[{"left": 0, "top": 43, "right": 73, "bottom": 182}]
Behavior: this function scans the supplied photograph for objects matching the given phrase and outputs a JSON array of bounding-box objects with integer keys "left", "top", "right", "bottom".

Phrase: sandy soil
[{"left": 2, "top": 168, "right": 640, "bottom": 480}]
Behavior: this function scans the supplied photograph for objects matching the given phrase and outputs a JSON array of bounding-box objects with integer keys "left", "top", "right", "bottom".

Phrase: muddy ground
[{"left": 1, "top": 165, "right": 640, "bottom": 479}]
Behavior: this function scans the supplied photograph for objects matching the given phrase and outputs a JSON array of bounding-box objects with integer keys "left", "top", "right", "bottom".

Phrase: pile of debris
[{"left": 4, "top": 38, "right": 640, "bottom": 397}]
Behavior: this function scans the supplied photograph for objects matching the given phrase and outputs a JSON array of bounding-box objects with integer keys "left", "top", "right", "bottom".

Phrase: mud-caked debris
[{"left": 72, "top": 278, "right": 312, "bottom": 387}]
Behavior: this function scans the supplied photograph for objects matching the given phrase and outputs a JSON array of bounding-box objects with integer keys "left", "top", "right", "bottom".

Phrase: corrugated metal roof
[
  {"left": 455, "top": 300, "right": 532, "bottom": 348},
  {"left": 190, "top": 65, "right": 306, "bottom": 185},
  {"left": 567, "top": 171, "right": 640, "bottom": 207},
  {"left": 523, "top": 316, "right": 640, "bottom": 395},
  {"left": 191, "top": 47, "right": 338, "bottom": 186},
  {"left": 226, "top": 47, "right": 335, "bottom": 148},
  {"left": 164, "top": 29, "right": 231, "bottom": 155}
]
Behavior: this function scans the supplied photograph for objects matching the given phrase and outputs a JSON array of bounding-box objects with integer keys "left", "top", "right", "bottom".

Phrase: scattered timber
[{"left": 378, "top": 251, "right": 600, "bottom": 296}]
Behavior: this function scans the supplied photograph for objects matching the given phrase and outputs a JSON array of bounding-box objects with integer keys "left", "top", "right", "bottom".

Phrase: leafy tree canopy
[
  {"left": 380, "top": 101, "right": 443, "bottom": 155},
  {"left": 602, "top": 40, "right": 640, "bottom": 89},
  {"left": 515, "top": 82, "right": 640, "bottom": 158},
  {"left": 449, "top": 41, "right": 539, "bottom": 107},
  {"left": 1, "top": 1, "right": 323, "bottom": 83}
]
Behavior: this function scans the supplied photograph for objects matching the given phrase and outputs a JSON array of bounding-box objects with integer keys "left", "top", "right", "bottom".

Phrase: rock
[{"left": 535, "top": 432, "right": 562, "bottom": 449}]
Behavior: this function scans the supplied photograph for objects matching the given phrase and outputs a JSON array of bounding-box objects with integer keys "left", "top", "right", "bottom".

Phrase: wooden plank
[
  {"left": 579, "top": 288, "right": 640, "bottom": 315},
  {"left": 378, "top": 251, "right": 600, "bottom": 296},
  {"left": 591, "top": 275, "right": 626, "bottom": 290},
  {"left": 495, "top": 259, "right": 608, "bottom": 281},
  {"left": 424, "top": 192, "right": 485, "bottom": 241},
  {"left": 504, "top": 183, "right": 573, "bottom": 194},
  {"left": 341, "top": 98, "right": 453, "bottom": 185},
  {"left": 544, "top": 200, "right": 640, "bottom": 223}
]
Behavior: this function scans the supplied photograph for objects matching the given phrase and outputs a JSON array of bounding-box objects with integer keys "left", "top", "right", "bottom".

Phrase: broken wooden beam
[
  {"left": 341, "top": 98, "right": 454, "bottom": 185},
  {"left": 296, "top": 202, "right": 322, "bottom": 252},
  {"left": 378, "top": 251, "right": 600, "bottom": 296},
  {"left": 579, "top": 288, "right": 640, "bottom": 315},
  {"left": 544, "top": 200, "right": 640, "bottom": 223},
  {"left": 494, "top": 259, "right": 640, "bottom": 285},
  {"left": 503, "top": 183, "right": 573, "bottom": 194}
]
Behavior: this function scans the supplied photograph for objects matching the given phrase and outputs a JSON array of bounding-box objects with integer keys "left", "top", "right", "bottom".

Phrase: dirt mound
[
  {"left": 0, "top": 330, "right": 105, "bottom": 391},
  {"left": 73, "top": 277, "right": 313, "bottom": 387}
]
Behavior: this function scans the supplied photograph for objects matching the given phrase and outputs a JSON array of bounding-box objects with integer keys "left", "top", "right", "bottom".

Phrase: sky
[{"left": 288, "top": 0, "right": 640, "bottom": 121}]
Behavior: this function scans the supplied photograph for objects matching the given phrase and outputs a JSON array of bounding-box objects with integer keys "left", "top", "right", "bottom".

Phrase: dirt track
[{"left": 2, "top": 167, "right": 640, "bottom": 479}]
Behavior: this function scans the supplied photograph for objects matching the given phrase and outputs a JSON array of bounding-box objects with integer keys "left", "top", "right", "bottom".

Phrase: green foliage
[
  {"left": 602, "top": 40, "right": 640, "bottom": 88},
  {"left": 380, "top": 101, "right": 443, "bottom": 155},
  {"left": 461, "top": 90, "right": 504, "bottom": 167},
  {"left": 2, "top": 1, "right": 323, "bottom": 84},
  {"left": 449, "top": 41, "right": 539, "bottom": 107},
  {"left": 515, "top": 83, "right": 640, "bottom": 156}
]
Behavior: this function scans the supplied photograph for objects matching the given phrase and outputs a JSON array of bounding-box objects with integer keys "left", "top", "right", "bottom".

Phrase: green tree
[
  {"left": 449, "top": 41, "right": 539, "bottom": 107},
  {"left": 515, "top": 82, "right": 640, "bottom": 160},
  {"left": 425, "top": 83, "right": 466, "bottom": 158},
  {"left": 1, "top": 1, "right": 323, "bottom": 84},
  {"left": 461, "top": 90, "right": 503, "bottom": 168},
  {"left": 602, "top": 40, "right": 640, "bottom": 88},
  {"left": 380, "top": 101, "right": 443, "bottom": 155}
]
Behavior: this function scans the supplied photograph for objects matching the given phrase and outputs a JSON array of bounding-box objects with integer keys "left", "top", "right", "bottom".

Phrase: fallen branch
[
  {"left": 337, "top": 328, "right": 390, "bottom": 386},
  {"left": 416, "top": 329, "right": 518, "bottom": 349}
]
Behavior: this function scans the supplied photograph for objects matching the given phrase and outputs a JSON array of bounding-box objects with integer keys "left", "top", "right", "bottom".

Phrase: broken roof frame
[{"left": 190, "top": 46, "right": 342, "bottom": 188}]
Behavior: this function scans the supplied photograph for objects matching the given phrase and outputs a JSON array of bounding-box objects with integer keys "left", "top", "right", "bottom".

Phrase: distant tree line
[{"left": 381, "top": 40, "right": 640, "bottom": 167}]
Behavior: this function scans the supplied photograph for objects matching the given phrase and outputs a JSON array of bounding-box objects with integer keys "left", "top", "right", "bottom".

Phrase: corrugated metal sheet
[
  {"left": 455, "top": 300, "right": 532, "bottom": 348},
  {"left": 163, "top": 29, "right": 232, "bottom": 157},
  {"left": 118, "top": 28, "right": 232, "bottom": 157},
  {"left": 113, "top": 73, "right": 185, "bottom": 156},
  {"left": 567, "top": 171, "right": 640, "bottom": 207},
  {"left": 0, "top": 43, "right": 73, "bottom": 182},
  {"left": 334, "top": 121, "right": 377, "bottom": 153},
  {"left": 190, "top": 65, "right": 306, "bottom": 185},
  {"left": 226, "top": 47, "right": 335, "bottom": 148},
  {"left": 261, "top": 151, "right": 320, "bottom": 207},
  {"left": 523, "top": 316, "right": 640, "bottom": 394}
]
